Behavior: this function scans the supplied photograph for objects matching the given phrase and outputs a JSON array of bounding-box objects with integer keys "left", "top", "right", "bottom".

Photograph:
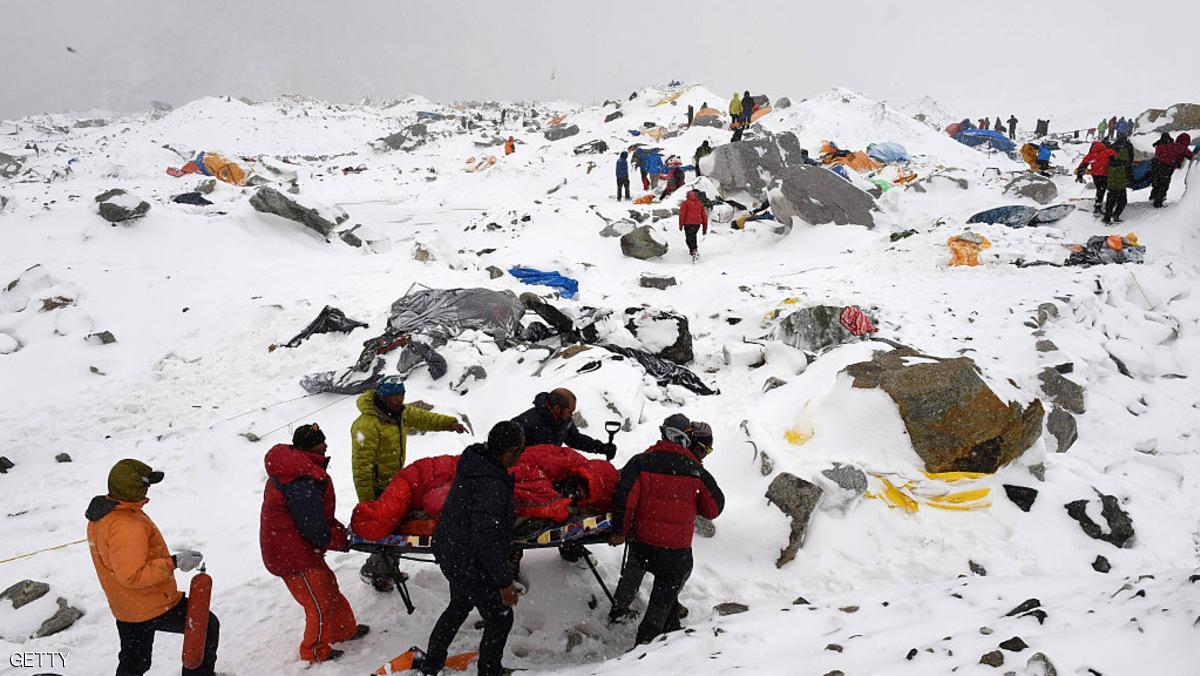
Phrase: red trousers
[{"left": 281, "top": 563, "right": 357, "bottom": 662}]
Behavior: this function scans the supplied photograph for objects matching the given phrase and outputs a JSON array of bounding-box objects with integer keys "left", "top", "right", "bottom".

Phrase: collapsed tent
[
  {"left": 396, "top": 340, "right": 448, "bottom": 380},
  {"left": 509, "top": 266, "right": 580, "bottom": 299},
  {"left": 967, "top": 204, "right": 1075, "bottom": 228},
  {"left": 866, "top": 142, "right": 910, "bottom": 164},
  {"left": 350, "top": 444, "right": 618, "bottom": 540},
  {"left": 948, "top": 232, "right": 992, "bottom": 266},
  {"left": 821, "top": 143, "right": 884, "bottom": 174},
  {"left": 464, "top": 155, "right": 497, "bottom": 172},
  {"left": 283, "top": 305, "right": 369, "bottom": 348},
  {"left": 954, "top": 129, "right": 1016, "bottom": 153},
  {"left": 692, "top": 107, "right": 725, "bottom": 128},
  {"left": 749, "top": 106, "right": 774, "bottom": 123},
  {"left": 601, "top": 344, "right": 718, "bottom": 395},
  {"left": 1065, "top": 234, "right": 1145, "bottom": 266},
  {"left": 165, "top": 151, "right": 248, "bottom": 185}
]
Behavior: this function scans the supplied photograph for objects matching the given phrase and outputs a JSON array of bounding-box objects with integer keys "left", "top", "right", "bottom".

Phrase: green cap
[{"left": 107, "top": 459, "right": 164, "bottom": 502}]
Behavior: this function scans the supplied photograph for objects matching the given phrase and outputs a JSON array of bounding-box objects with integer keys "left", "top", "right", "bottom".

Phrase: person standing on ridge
[
  {"left": 740, "top": 90, "right": 754, "bottom": 124},
  {"left": 1007, "top": 114, "right": 1018, "bottom": 138},
  {"left": 616, "top": 151, "right": 631, "bottom": 201},
  {"left": 1076, "top": 140, "right": 1116, "bottom": 215},
  {"left": 728, "top": 92, "right": 742, "bottom": 125},
  {"left": 693, "top": 140, "right": 713, "bottom": 177},
  {"left": 1103, "top": 132, "right": 1135, "bottom": 225},
  {"left": 678, "top": 190, "right": 709, "bottom": 261},
  {"left": 86, "top": 459, "right": 221, "bottom": 676},
  {"left": 686, "top": 104, "right": 694, "bottom": 128},
  {"left": 979, "top": 118, "right": 990, "bottom": 130},
  {"left": 352, "top": 377, "right": 467, "bottom": 591}
]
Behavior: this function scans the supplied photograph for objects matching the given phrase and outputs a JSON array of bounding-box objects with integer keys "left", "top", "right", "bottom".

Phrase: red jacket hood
[
  {"left": 265, "top": 444, "right": 329, "bottom": 485},
  {"left": 1178, "top": 133, "right": 1192, "bottom": 146}
]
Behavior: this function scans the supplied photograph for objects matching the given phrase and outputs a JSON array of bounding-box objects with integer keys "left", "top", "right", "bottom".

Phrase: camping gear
[
  {"left": 172, "top": 192, "right": 213, "bottom": 206},
  {"left": 825, "top": 151, "right": 883, "bottom": 174},
  {"left": 838, "top": 306, "right": 877, "bottom": 336},
  {"left": 954, "top": 129, "right": 1016, "bottom": 153},
  {"left": 1065, "top": 233, "right": 1145, "bottom": 266},
  {"left": 967, "top": 204, "right": 1076, "bottom": 229},
  {"left": 181, "top": 566, "right": 213, "bottom": 670},
  {"left": 948, "top": 232, "right": 992, "bottom": 267},
  {"left": 866, "top": 142, "right": 910, "bottom": 164},
  {"left": 573, "top": 139, "right": 609, "bottom": 155},
  {"left": 601, "top": 345, "right": 718, "bottom": 395},
  {"left": 165, "top": 152, "right": 247, "bottom": 185},
  {"left": 374, "top": 648, "right": 478, "bottom": 675},
  {"left": 396, "top": 340, "right": 449, "bottom": 380},
  {"left": 508, "top": 266, "right": 580, "bottom": 299},
  {"left": 283, "top": 305, "right": 368, "bottom": 348}
]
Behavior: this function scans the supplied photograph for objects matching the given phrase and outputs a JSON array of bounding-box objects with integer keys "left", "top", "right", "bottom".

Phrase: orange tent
[
  {"left": 827, "top": 151, "right": 883, "bottom": 174},
  {"left": 749, "top": 106, "right": 773, "bottom": 123}
]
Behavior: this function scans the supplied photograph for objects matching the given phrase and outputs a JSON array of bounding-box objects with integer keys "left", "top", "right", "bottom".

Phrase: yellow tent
[{"left": 200, "top": 152, "right": 247, "bottom": 186}]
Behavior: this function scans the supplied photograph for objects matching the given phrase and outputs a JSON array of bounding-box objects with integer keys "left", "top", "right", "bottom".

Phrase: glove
[
  {"left": 172, "top": 550, "right": 203, "bottom": 572},
  {"left": 601, "top": 443, "right": 617, "bottom": 461}
]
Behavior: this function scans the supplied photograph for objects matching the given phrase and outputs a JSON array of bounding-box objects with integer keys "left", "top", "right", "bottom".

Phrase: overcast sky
[{"left": 3, "top": 0, "right": 1194, "bottom": 126}]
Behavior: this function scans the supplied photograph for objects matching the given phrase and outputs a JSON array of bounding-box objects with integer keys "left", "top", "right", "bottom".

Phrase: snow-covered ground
[{"left": 2, "top": 84, "right": 1199, "bottom": 675}]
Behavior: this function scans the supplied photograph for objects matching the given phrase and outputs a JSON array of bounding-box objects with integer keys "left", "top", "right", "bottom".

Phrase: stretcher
[{"left": 348, "top": 513, "right": 615, "bottom": 614}]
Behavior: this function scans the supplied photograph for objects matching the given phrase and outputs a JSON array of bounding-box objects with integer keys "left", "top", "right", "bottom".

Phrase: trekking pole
[{"left": 583, "top": 552, "right": 615, "bottom": 606}]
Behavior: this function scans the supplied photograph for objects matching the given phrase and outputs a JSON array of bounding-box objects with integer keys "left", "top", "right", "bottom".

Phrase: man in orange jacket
[
  {"left": 678, "top": 190, "right": 709, "bottom": 261},
  {"left": 86, "top": 459, "right": 220, "bottom": 676}
]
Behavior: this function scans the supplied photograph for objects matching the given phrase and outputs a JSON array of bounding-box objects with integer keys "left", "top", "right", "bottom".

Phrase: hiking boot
[
  {"left": 608, "top": 607, "right": 639, "bottom": 624},
  {"left": 362, "top": 569, "right": 394, "bottom": 592},
  {"left": 1102, "top": 216, "right": 1112, "bottom": 225},
  {"left": 347, "top": 624, "right": 371, "bottom": 641},
  {"left": 1112, "top": 217, "right": 1123, "bottom": 224},
  {"left": 319, "top": 649, "right": 345, "bottom": 663}
]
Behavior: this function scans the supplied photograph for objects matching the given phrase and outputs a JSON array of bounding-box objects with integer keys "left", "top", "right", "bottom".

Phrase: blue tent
[
  {"left": 954, "top": 129, "right": 1016, "bottom": 153},
  {"left": 866, "top": 142, "right": 910, "bottom": 163},
  {"left": 967, "top": 204, "right": 1075, "bottom": 228},
  {"left": 508, "top": 266, "right": 579, "bottom": 299}
]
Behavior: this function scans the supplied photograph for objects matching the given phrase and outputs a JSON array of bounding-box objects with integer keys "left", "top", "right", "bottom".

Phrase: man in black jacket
[
  {"left": 421, "top": 422, "right": 525, "bottom": 676},
  {"left": 511, "top": 388, "right": 615, "bottom": 459}
]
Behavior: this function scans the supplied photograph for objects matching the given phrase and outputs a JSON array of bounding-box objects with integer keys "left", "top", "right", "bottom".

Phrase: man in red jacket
[
  {"left": 678, "top": 191, "right": 709, "bottom": 261},
  {"left": 609, "top": 414, "right": 724, "bottom": 646},
  {"left": 1076, "top": 140, "right": 1116, "bottom": 215},
  {"left": 260, "top": 424, "right": 368, "bottom": 663},
  {"left": 1150, "top": 132, "right": 1194, "bottom": 208}
]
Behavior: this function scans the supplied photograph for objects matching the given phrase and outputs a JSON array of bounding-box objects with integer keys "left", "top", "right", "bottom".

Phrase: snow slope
[{"left": 1, "top": 85, "right": 1199, "bottom": 676}]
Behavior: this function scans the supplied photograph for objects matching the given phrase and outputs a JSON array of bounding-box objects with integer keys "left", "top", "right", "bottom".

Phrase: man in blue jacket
[
  {"left": 616, "top": 151, "right": 630, "bottom": 201},
  {"left": 1037, "top": 144, "right": 1053, "bottom": 174},
  {"left": 419, "top": 422, "right": 526, "bottom": 676}
]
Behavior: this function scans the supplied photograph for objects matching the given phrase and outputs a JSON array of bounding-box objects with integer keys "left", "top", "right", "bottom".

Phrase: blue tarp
[
  {"left": 509, "top": 266, "right": 579, "bottom": 299},
  {"left": 954, "top": 129, "right": 1016, "bottom": 153},
  {"left": 1130, "top": 160, "right": 1154, "bottom": 191},
  {"left": 967, "top": 204, "right": 1075, "bottom": 228},
  {"left": 866, "top": 142, "right": 910, "bottom": 163}
]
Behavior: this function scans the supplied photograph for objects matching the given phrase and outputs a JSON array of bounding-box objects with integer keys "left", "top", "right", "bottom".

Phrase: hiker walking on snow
[
  {"left": 86, "top": 459, "right": 221, "bottom": 676},
  {"left": 728, "top": 92, "right": 742, "bottom": 125},
  {"left": 616, "top": 151, "right": 631, "bottom": 201},
  {"left": 1007, "top": 114, "right": 1018, "bottom": 138},
  {"left": 1036, "top": 143, "right": 1052, "bottom": 174},
  {"left": 1150, "top": 132, "right": 1194, "bottom": 208},
  {"left": 352, "top": 377, "right": 467, "bottom": 591},
  {"left": 609, "top": 415, "right": 724, "bottom": 646},
  {"left": 693, "top": 140, "right": 713, "bottom": 177},
  {"left": 511, "top": 388, "right": 615, "bottom": 459},
  {"left": 679, "top": 190, "right": 709, "bottom": 261},
  {"left": 686, "top": 104, "right": 694, "bottom": 128},
  {"left": 261, "top": 424, "right": 369, "bottom": 664},
  {"left": 1077, "top": 140, "right": 1117, "bottom": 215},
  {"left": 417, "top": 422, "right": 527, "bottom": 676},
  {"left": 1103, "top": 133, "right": 1135, "bottom": 225}
]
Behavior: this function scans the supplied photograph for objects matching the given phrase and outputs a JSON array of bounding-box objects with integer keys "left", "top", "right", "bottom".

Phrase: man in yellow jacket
[
  {"left": 352, "top": 377, "right": 466, "bottom": 590},
  {"left": 86, "top": 459, "right": 220, "bottom": 676},
  {"left": 729, "top": 92, "right": 743, "bottom": 125}
]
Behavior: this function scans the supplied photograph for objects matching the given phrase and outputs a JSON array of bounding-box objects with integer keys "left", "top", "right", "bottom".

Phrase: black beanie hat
[
  {"left": 487, "top": 421, "right": 525, "bottom": 457},
  {"left": 292, "top": 423, "right": 326, "bottom": 450}
]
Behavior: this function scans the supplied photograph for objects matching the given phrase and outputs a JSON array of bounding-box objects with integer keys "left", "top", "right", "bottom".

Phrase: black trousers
[
  {"left": 683, "top": 224, "right": 702, "bottom": 255},
  {"left": 424, "top": 568, "right": 513, "bottom": 676},
  {"left": 1092, "top": 175, "right": 1108, "bottom": 212},
  {"left": 115, "top": 596, "right": 219, "bottom": 676},
  {"left": 617, "top": 176, "right": 630, "bottom": 200},
  {"left": 1149, "top": 161, "right": 1174, "bottom": 206},
  {"left": 629, "top": 543, "right": 692, "bottom": 645},
  {"left": 1104, "top": 187, "right": 1128, "bottom": 220}
]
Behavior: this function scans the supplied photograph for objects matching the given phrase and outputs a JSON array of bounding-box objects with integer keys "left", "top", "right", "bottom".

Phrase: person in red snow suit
[
  {"left": 1150, "top": 132, "right": 1194, "bottom": 207},
  {"left": 1076, "top": 140, "right": 1117, "bottom": 214},
  {"left": 260, "top": 424, "right": 368, "bottom": 663},
  {"left": 678, "top": 190, "right": 708, "bottom": 258},
  {"left": 609, "top": 414, "right": 724, "bottom": 646}
]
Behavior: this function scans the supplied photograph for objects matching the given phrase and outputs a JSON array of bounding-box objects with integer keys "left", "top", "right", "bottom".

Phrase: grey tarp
[
  {"left": 396, "top": 341, "right": 449, "bottom": 380},
  {"left": 387, "top": 287, "right": 526, "bottom": 344},
  {"left": 284, "top": 305, "right": 369, "bottom": 348},
  {"left": 300, "top": 357, "right": 386, "bottom": 395},
  {"left": 601, "top": 344, "right": 718, "bottom": 396}
]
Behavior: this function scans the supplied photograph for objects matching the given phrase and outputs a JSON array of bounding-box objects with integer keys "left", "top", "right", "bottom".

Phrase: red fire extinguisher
[{"left": 182, "top": 564, "right": 213, "bottom": 670}]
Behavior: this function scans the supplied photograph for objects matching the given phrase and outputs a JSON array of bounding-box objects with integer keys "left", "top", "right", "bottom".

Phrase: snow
[{"left": 1, "top": 83, "right": 1199, "bottom": 675}]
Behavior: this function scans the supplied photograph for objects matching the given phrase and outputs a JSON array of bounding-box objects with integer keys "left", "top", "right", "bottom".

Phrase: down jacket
[
  {"left": 612, "top": 440, "right": 724, "bottom": 550},
  {"left": 432, "top": 445, "right": 515, "bottom": 589},
  {"left": 1078, "top": 141, "right": 1116, "bottom": 177},
  {"left": 350, "top": 390, "right": 459, "bottom": 502},
  {"left": 86, "top": 497, "right": 182, "bottom": 623},
  {"left": 259, "top": 443, "right": 348, "bottom": 577}
]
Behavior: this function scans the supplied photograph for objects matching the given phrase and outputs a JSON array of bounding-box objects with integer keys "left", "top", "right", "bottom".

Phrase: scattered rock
[
  {"left": 792, "top": 596, "right": 811, "bottom": 605},
  {"left": 1038, "top": 368, "right": 1085, "bottom": 414},
  {"left": 338, "top": 227, "right": 363, "bottom": 248},
  {"left": 0, "top": 152, "right": 24, "bottom": 178},
  {"left": 249, "top": 187, "right": 345, "bottom": 237},
  {"left": 762, "top": 376, "right": 788, "bottom": 393},
  {"left": 96, "top": 189, "right": 151, "bottom": 223},
  {"left": 543, "top": 124, "right": 580, "bottom": 141},
  {"left": 36, "top": 597, "right": 84, "bottom": 637},
  {"left": 413, "top": 243, "right": 435, "bottom": 262},
  {"left": 619, "top": 225, "right": 669, "bottom": 260},
  {"left": 1005, "top": 599, "right": 1042, "bottom": 616},
  {"left": 55, "top": 453, "right": 71, "bottom": 463},
  {"left": 1004, "top": 173, "right": 1058, "bottom": 205},
  {"left": 1092, "top": 555, "right": 1111, "bottom": 573},
  {"left": 486, "top": 265, "right": 505, "bottom": 279},
  {"left": 845, "top": 346, "right": 1044, "bottom": 473},
  {"left": 0, "top": 456, "right": 13, "bottom": 473},
  {"left": 775, "top": 97, "right": 792, "bottom": 109},
  {"left": 40, "top": 296, "right": 74, "bottom": 312},
  {"left": 1029, "top": 463, "right": 1046, "bottom": 482},
  {"left": 639, "top": 275, "right": 677, "bottom": 290},
  {"left": 694, "top": 515, "right": 716, "bottom": 538},
  {"left": 1064, "top": 491, "right": 1134, "bottom": 548},
  {"left": 999, "top": 636, "right": 1028, "bottom": 652},
  {"left": 624, "top": 308, "right": 692, "bottom": 364},
  {"left": 599, "top": 219, "right": 636, "bottom": 238},
  {"left": 980, "top": 626, "right": 994, "bottom": 635},
  {"left": 980, "top": 650, "right": 1005, "bottom": 668},
  {"left": 150, "top": 100, "right": 174, "bottom": 113},
  {"left": 969, "top": 560, "right": 988, "bottom": 576},
  {"left": 905, "top": 648, "right": 918, "bottom": 660},
  {"left": 0, "top": 581, "right": 50, "bottom": 610},
  {"left": 1035, "top": 340, "right": 1058, "bottom": 353},
  {"left": 74, "top": 118, "right": 108, "bottom": 128},
  {"left": 825, "top": 643, "right": 843, "bottom": 653},
  {"left": 1046, "top": 406, "right": 1078, "bottom": 453},
  {"left": 775, "top": 305, "right": 864, "bottom": 353},
  {"left": 196, "top": 178, "right": 217, "bottom": 194},
  {"left": 1003, "top": 484, "right": 1038, "bottom": 512},
  {"left": 771, "top": 164, "right": 878, "bottom": 230},
  {"left": 603, "top": 111, "right": 623, "bottom": 123},
  {"left": 85, "top": 331, "right": 117, "bottom": 345},
  {"left": 1022, "top": 609, "right": 1048, "bottom": 624},
  {"left": 713, "top": 602, "right": 749, "bottom": 616},
  {"left": 824, "top": 671, "right": 845, "bottom": 676},
  {"left": 839, "top": 606, "right": 859, "bottom": 613},
  {"left": 1027, "top": 651, "right": 1058, "bottom": 676},
  {"left": 1138, "top": 103, "right": 1200, "bottom": 133},
  {"left": 1036, "top": 303, "right": 1059, "bottom": 326},
  {"left": 765, "top": 473, "right": 823, "bottom": 568}
]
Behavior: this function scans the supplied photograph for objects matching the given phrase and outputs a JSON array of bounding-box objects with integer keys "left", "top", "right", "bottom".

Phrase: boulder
[
  {"left": 338, "top": 226, "right": 363, "bottom": 248},
  {"left": 1046, "top": 406, "right": 1078, "bottom": 452},
  {"left": 603, "top": 111, "right": 623, "bottom": 123},
  {"left": 1064, "top": 490, "right": 1134, "bottom": 548},
  {"left": 55, "top": 452, "right": 71, "bottom": 463},
  {"left": 775, "top": 305, "right": 860, "bottom": 353},
  {"left": 625, "top": 308, "right": 692, "bottom": 364},
  {"left": 1092, "top": 555, "right": 1111, "bottom": 573},
  {"left": 770, "top": 164, "right": 877, "bottom": 230},
  {"left": 1027, "top": 652, "right": 1058, "bottom": 676},
  {"left": 1004, "top": 173, "right": 1058, "bottom": 205},
  {"left": 0, "top": 581, "right": 49, "bottom": 610},
  {"left": 95, "top": 189, "right": 150, "bottom": 223},
  {"left": 620, "top": 225, "right": 668, "bottom": 259},
  {"left": 0, "top": 194, "right": 8, "bottom": 211},
  {"left": 0, "top": 456, "right": 12, "bottom": 473},
  {"left": 36, "top": 598, "right": 83, "bottom": 637},
  {"left": 980, "top": 650, "right": 1005, "bottom": 668},
  {"left": 775, "top": 97, "right": 792, "bottom": 109},
  {"left": 762, "top": 376, "right": 788, "bottom": 392},
  {"left": 844, "top": 346, "right": 1045, "bottom": 473},
  {"left": 544, "top": 124, "right": 580, "bottom": 141},
  {"left": 708, "top": 131, "right": 806, "bottom": 195},
  {"left": 486, "top": 265, "right": 505, "bottom": 279},
  {"left": 1003, "top": 484, "right": 1038, "bottom": 512},
  {"left": 639, "top": 275, "right": 677, "bottom": 290},
  {"left": 0, "top": 582, "right": 83, "bottom": 640},
  {"left": 249, "top": 187, "right": 345, "bottom": 237},
  {"left": 713, "top": 602, "right": 749, "bottom": 616},
  {"left": 0, "top": 152, "right": 23, "bottom": 179},
  {"left": 765, "top": 473, "right": 823, "bottom": 568},
  {"left": 1137, "top": 103, "right": 1200, "bottom": 133},
  {"left": 818, "top": 462, "right": 867, "bottom": 515},
  {"left": 1038, "top": 368, "right": 1085, "bottom": 414}
]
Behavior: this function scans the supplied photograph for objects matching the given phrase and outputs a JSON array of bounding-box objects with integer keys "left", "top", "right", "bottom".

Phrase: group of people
[
  {"left": 86, "top": 380, "right": 722, "bottom": 676},
  {"left": 974, "top": 115, "right": 1020, "bottom": 138},
  {"left": 1094, "top": 115, "right": 1135, "bottom": 141},
  {"left": 1076, "top": 130, "right": 1193, "bottom": 223}
]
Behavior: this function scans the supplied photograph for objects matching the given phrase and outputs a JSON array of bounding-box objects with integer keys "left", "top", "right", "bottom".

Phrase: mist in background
[{"left": 3, "top": 0, "right": 1194, "bottom": 127}]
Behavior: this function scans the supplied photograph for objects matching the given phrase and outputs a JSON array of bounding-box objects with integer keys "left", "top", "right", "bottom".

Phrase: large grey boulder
[
  {"left": 1038, "top": 368, "right": 1085, "bottom": 414},
  {"left": 0, "top": 152, "right": 23, "bottom": 178},
  {"left": 620, "top": 225, "right": 668, "bottom": 259},
  {"left": 0, "top": 580, "right": 49, "bottom": 610},
  {"left": 95, "top": 189, "right": 150, "bottom": 223},
  {"left": 1046, "top": 406, "right": 1078, "bottom": 452},
  {"left": 1137, "top": 103, "right": 1200, "bottom": 133},
  {"left": 1004, "top": 173, "right": 1058, "bottom": 205},
  {"left": 250, "top": 187, "right": 346, "bottom": 237},
  {"left": 1064, "top": 490, "right": 1134, "bottom": 548},
  {"left": 377, "top": 123, "right": 428, "bottom": 151},
  {"left": 771, "top": 165, "right": 877, "bottom": 229},
  {"left": 765, "top": 473, "right": 823, "bottom": 568},
  {"left": 544, "top": 124, "right": 580, "bottom": 141},
  {"left": 708, "top": 131, "right": 806, "bottom": 195},
  {"left": 775, "top": 97, "right": 792, "bottom": 109},
  {"left": 775, "top": 305, "right": 864, "bottom": 353},
  {"left": 845, "top": 346, "right": 1045, "bottom": 473}
]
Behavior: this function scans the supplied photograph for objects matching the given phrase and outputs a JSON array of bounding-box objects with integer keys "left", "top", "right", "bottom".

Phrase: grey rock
[
  {"left": 0, "top": 152, "right": 24, "bottom": 178},
  {"left": 1004, "top": 173, "right": 1058, "bottom": 205},
  {"left": 694, "top": 515, "right": 716, "bottom": 538},
  {"left": 74, "top": 118, "right": 108, "bottom": 128},
  {"left": 1005, "top": 598, "right": 1042, "bottom": 616},
  {"left": 1092, "top": 555, "right": 1111, "bottom": 573},
  {"left": 1038, "top": 368, "right": 1085, "bottom": 414},
  {"left": 195, "top": 178, "right": 217, "bottom": 194},
  {"left": 776, "top": 305, "right": 862, "bottom": 353},
  {"left": 338, "top": 227, "right": 363, "bottom": 248},
  {"left": 1026, "top": 652, "right": 1058, "bottom": 676},
  {"left": 543, "top": 124, "right": 580, "bottom": 141},
  {"left": 1003, "top": 484, "right": 1038, "bottom": 512},
  {"left": 1035, "top": 340, "right": 1058, "bottom": 353},
  {"left": 486, "top": 265, "right": 505, "bottom": 279},
  {"left": 820, "top": 463, "right": 868, "bottom": 495},
  {"left": 713, "top": 602, "right": 749, "bottom": 616},
  {"left": 1029, "top": 463, "right": 1046, "bottom": 482},
  {"left": 35, "top": 597, "right": 84, "bottom": 638},
  {"left": 980, "top": 626, "right": 994, "bottom": 635},
  {"left": 980, "top": 650, "right": 1005, "bottom": 668},
  {"left": 55, "top": 453, "right": 71, "bottom": 463},
  {"left": 625, "top": 309, "right": 692, "bottom": 364},
  {"left": 619, "top": 225, "right": 668, "bottom": 260},
  {"left": 1138, "top": 103, "right": 1200, "bottom": 134},
  {"left": 96, "top": 189, "right": 151, "bottom": 223},
  {"left": 825, "top": 643, "right": 843, "bottom": 653},
  {"left": 762, "top": 376, "right": 788, "bottom": 393},
  {"left": 1046, "top": 406, "right": 1078, "bottom": 453},
  {"left": 651, "top": 208, "right": 675, "bottom": 221},
  {"left": 0, "top": 456, "right": 13, "bottom": 473},
  {"left": 709, "top": 131, "right": 806, "bottom": 195},
  {"left": 94, "top": 188, "right": 126, "bottom": 203},
  {"left": 775, "top": 97, "right": 792, "bottom": 109},
  {"left": 1064, "top": 490, "right": 1134, "bottom": 548},
  {"left": 792, "top": 596, "right": 811, "bottom": 605},
  {"left": 1036, "top": 303, "right": 1059, "bottom": 326},
  {"left": 249, "top": 187, "right": 344, "bottom": 237},
  {"left": 603, "top": 111, "right": 623, "bottom": 123},
  {"left": 639, "top": 275, "right": 677, "bottom": 290},
  {"left": 771, "top": 164, "right": 877, "bottom": 230},
  {"left": 599, "top": 219, "right": 636, "bottom": 238},
  {"left": 969, "top": 560, "right": 988, "bottom": 576},
  {"left": 0, "top": 194, "right": 8, "bottom": 211},
  {"left": 765, "top": 473, "right": 823, "bottom": 567},
  {"left": 150, "top": 100, "right": 174, "bottom": 113},
  {"left": 0, "top": 580, "right": 50, "bottom": 610},
  {"left": 378, "top": 123, "right": 429, "bottom": 151},
  {"left": 85, "top": 331, "right": 117, "bottom": 345}
]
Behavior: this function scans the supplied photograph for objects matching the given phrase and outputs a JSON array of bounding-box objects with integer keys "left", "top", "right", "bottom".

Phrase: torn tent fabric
[
  {"left": 165, "top": 152, "right": 248, "bottom": 185},
  {"left": 601, "top": 344, "right": 718, "bottom": 395},
  {"left": 396, "top": 340, "right": 449, "bottom": 380},
  {"left": 865, "top": 142, "right": 910, "bottom": 164},
  {"left": 948, "top": 232, "right": 992, "bottom": 266},
  {"left": 967, "top": 204, "right": 1075, "bottom": 229},
  {"left": 838, "top": 306, "right": 877, "bottom": 336},
  {"left": 1065, "top": 234, "right": 1145, "bottom": 266},
  {"left": 864, "top": 472, "right": 992, "bottom": 513},
  {"left": 284, "top": 305, "right": 369, "bottom": 348},
  {"left": 300, "top": 357, "right": 386, "bottom": 395},
  {"left": 508, "top": 266, "right": 580, "bottom": 299},
  {"left": 385, "top": 288, "right": 526, "bottom": 345},
  {"left": 953, "top": 129, "right": 1016, "bottom": 153}
]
